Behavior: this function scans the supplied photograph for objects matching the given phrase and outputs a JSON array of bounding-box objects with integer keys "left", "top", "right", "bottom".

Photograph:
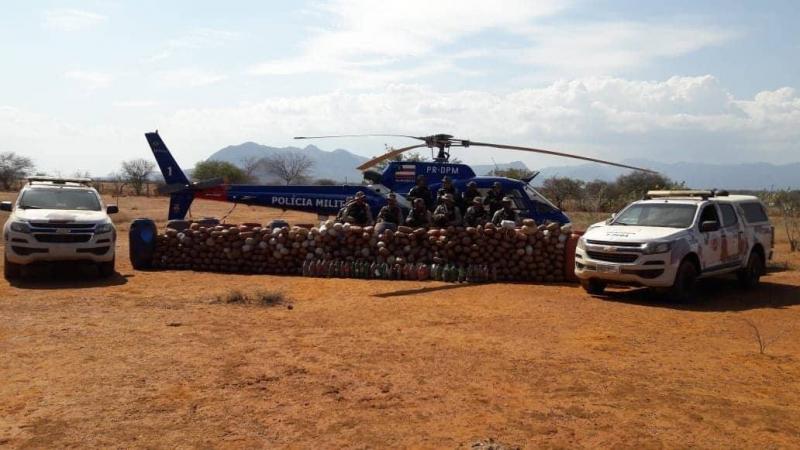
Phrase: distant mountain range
[{"left": 208, "top": 142, "right": 799, "bottom": 189}]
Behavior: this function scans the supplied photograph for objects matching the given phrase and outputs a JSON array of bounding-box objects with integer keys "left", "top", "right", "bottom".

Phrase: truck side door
[
  {"left": 718, "top": 203, "right": 745, "bottom": 266},
  {"left": 697, "top": 203, "right": 723, "bottom": 272}
]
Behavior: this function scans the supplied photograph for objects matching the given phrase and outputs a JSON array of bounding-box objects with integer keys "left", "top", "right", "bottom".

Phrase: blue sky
[{"left": 1, "top": 0, "right": 798, "bottom": 175}]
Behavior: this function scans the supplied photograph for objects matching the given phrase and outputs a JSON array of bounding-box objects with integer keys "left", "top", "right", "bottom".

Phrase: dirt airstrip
[{"left": 1, "top": 193, "right": 800, "bottom": 448}]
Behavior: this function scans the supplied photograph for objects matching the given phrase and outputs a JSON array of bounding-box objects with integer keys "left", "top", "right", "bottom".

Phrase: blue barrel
[{"left": 129, "top": 218, "right": 157, "bottom": 270}]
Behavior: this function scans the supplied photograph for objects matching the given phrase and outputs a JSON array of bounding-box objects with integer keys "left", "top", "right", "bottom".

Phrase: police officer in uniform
[
  {"left": 377, "top": 193, "right": 403, "bottom": 226},
  {"left": 407, "top": 175, "right": 433, "bottom": 210},
  {"left": 463, "top": 196, "right": 489, "bottom": 227},
  {"left": 484, "top": 181, "right": 505, "bottom": 215},
  {"left": 461, "top": 181, "right": 480, "bottom": 210},
  {"left": 405, "top": 198, "right": 432, "bottom": 228},
  {"left": 433, "top": 193, "right": 462, "bottom": 227},
  {"left": 335, "top": 196, "right": 354, "bottom": 223},
  {"left": 343, "top": 191, "right": 374, "bottom": 226},
  {"left": 491, "top": 196, "right": 521, "bottom": 226}
]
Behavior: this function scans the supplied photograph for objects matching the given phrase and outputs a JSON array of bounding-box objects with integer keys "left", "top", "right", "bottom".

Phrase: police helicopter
[{"left": 145, "top": 131, "right": 655, "bottom": 224}]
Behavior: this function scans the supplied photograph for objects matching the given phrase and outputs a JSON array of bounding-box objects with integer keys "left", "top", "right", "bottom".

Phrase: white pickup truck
[
  {"left": 2, "top": 177, "right": 119, "bottom": 279},
  {"left": 574, "top": 190, "right": 774, "bottom": 301}
]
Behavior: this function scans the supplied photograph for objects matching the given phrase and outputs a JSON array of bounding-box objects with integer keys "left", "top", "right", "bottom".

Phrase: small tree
[
  {"left": 540, "top": 176, "right": 585, "bottom": 210},
  {"left": 488, "top": 167, "right": 537, "bottom": 181},
  {"left": 0, "top": 152, "right": 35, "bottom": 190},
  {"left": 261, "top": 152, "right": 314, "bottom": 185},
  {"left": 120, "top": 158, "right": 155, "bottom": 196},
  {"left": 240, "top": 156, "right": 261, "bottom": 182},
  {"left": 193, "top": 160, "right": 248, "bottom": 183},
  {"left": 581, "top": 180, "right": 612, "bottom": 212},
  {"left": 767, "top": 189, "right": 800, "bottom": 252}
]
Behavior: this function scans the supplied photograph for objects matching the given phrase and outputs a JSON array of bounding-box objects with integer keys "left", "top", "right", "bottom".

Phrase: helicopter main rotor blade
[
  {"left": 356, "top": 144, "right": 429, "bottom": 171},
  {"left": 294, "top": 134, "right": 424, "bottom": 141},
  {"left": 469, "top": 142, "right": 658, "bottom": 174}
]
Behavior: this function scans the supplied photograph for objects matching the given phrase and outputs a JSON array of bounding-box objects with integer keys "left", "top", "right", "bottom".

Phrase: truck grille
[
  {"left": 586, "top": 251, "right": 638, "bottom": 263},
  {"left": 34, "top": 234, "right": 92, "bottom": 243},
  {"left": 586, "top": 239, "right": 643, "bottom": 248},
  {"left": 29, "top": 222, "right": 95, "bottom": 229}
]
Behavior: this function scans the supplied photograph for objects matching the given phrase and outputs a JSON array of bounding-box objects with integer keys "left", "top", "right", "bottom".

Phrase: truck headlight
[
  {"left": 576, "top": 236, "right": 586, "bottom": 251},
  {"left": 96, "top": 223, "right": 114, "bottom": 234},
  {"left": 643, "top": 241, "right": 672, "bottom": 255},
  {"left": 10, "top": 221, "right": 31, "bottom": 233}
]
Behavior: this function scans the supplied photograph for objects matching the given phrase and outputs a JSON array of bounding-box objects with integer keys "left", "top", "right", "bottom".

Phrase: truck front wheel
[
  {"left": 4, "top": 254, "right": 22, "bottom": 280},
  {"left": 666, "top": 260, "right": 698, "bottom": 303},
  {"left": 580, "top": 279, "right": 607, "bottom": 295},
  {"left": 97, "top": 258, "right": 116, "bottom": 278}
]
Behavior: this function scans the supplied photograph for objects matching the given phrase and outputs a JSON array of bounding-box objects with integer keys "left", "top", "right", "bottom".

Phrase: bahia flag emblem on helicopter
[{"left": 395, "top": 164, "right": 416, "bottom": 183}]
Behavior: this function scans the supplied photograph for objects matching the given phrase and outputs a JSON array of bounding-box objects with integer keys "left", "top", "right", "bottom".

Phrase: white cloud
[
  {"left": 156, "top": 68, "right": 227, "bottom": 87},
  {"left": 65, "top": 70, "right": 113, "bottom": 89},
  {"left": 114, "top": 100, "right": 159, "bottom": 108},
  {"left": 248, "top": 1, "right": 737, "bottom": 84},
  {"left": 43, "top": 9, "right": 106, "bottom": 31},
  {"left": 148, "top": 28, "right": 242, "bottom": 62},
  {"left": 519, "top": 22, "right": 737, "bottom": 76},
  {"left": 249, "top": 0, "right": 569, "bottom": 83},
  {"left": 157, "top": 76, "right": 800, "bottom": 164}
]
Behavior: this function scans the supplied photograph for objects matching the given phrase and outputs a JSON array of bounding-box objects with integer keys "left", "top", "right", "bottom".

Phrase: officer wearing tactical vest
[
  {"left": 484, "top": 181, "right": 505, "bottom": 215},
  {"left": 377, "top": 193, "right": 403, "bottom": 225},
  {"left": 405, "top": 198, "right": 432, "bottom": 228},
  {"left": 491, "top": 196, "right": 521, "bottom": 226},
  {"left": 461, "top": 181, "right": 480, "bottom": 212},
  {"left": 433, "top": 193, "right": 462, "bottom": 227},
  {"left": 343, "top": 191, "right": 374, "bottom": 226},
  {"left": 408, "top": 175, "right": 433, "bottom": 210},
  {"left": 463, "top": 196, "right": 490, "bottom": 227}
]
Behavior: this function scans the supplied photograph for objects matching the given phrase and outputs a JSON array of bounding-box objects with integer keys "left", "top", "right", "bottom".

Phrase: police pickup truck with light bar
[
  {"left": 574, "top": 190, "right": 774, "bottom": 301},
  {"left": 2, "top": 177, "right": 119, "bottom": 279}
]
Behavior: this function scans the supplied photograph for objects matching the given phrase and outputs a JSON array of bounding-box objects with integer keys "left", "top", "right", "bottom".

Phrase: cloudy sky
[{"left": 1, "top": 0, "right": 798, "bottom": 175}]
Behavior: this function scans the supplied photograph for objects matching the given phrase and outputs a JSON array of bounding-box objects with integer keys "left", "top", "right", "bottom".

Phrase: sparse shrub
[
  {"left": 213, "top": 289, "right": 288, "bottom": 307},
  {"left": 742, "top": 318, "right": 785, "bottom": 355}
]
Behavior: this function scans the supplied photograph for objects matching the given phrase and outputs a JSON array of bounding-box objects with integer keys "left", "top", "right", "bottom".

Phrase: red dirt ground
[{"left": 1, "top": 194, "right": 799, "bottom": 448}]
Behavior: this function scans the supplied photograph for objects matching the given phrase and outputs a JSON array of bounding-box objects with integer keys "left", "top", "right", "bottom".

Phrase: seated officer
[
  {"left": 343, "top": 191, "right": 374, "bottom": 226},
  {"left": 491, "top": 196, "right": 521, "bottom": 226},
  {"left": 433, "top": 193, "right": 462, "bottom": 227},
  {"left": 405, "top": 198, "right": 432, "bottom": 228},
  {"left": 463, "top": 196, "right": 489, "bottom": 227},
  {"left": 377, "top": 193, "right": 404, "bottom": 226}
]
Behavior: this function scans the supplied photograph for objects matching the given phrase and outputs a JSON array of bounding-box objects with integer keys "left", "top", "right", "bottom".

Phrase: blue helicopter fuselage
[{"left": 146, "top": 132, "right": 570, "bottom": 224}]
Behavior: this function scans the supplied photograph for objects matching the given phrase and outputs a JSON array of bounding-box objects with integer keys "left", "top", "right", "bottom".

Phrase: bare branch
[{"left": 260, "top": 152, "right": 314, "bottom": 185}]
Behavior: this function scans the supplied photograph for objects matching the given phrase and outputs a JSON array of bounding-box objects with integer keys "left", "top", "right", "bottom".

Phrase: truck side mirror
[
  {"left": 0, "top": 201, "right": 11, "bottom": 212},
  {"left": 106, "top": 205, "right": 119, "bottom": 214},
  {"left": 700, "top": 220, "right": 719, "bottom": 232},
  {"left": 605, "top": 213, "right": 616, "bottom": 225}
]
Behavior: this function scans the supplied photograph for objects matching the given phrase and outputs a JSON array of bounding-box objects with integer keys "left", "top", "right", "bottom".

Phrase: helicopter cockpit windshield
[{"left": 524, "top": 185, "right": 560, "bottom": 214}]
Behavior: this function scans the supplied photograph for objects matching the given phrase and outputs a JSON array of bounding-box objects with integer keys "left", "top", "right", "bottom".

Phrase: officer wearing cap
[
  {"left": 335, "top": 196, "right": 354, "bottom": 223},
  {"left": 484, "top": 181, "right": 505, "bottom": 215},
  {"left": 343, "top": 191, "right": 374, "bottom": 226},
  {"left": 377, "top": 193, "right": 404, "bottom": 226},
  {"left": 405, "top": 197, "right": 432, "bottom": 228},
  {"left": 463, "top": 196, "right": 489, "bottom": 227},
  {"left": 433, "top": 193, "right": 462, "bottom": 227},
  {"left": 491, "top": 196, "right": 521, "bottom": 226},
  {"left": 407, "top": 175, "right": 433, "bottom": 210},
  {"left": 461, "top": 181, "right": 481, "bottom": 210}
]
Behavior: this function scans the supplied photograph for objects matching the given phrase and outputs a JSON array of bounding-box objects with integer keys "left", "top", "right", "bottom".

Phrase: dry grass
[{"left": 213, "top": 289, "right": 289, "bottom": 307}]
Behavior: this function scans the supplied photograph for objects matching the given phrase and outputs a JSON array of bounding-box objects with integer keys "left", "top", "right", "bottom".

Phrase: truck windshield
[
  {"left": 18, "top": 188, "right": 101, "bottom": 211},
  {"left": 613, "top": 203, "right": 697, "bottom": 228}
]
